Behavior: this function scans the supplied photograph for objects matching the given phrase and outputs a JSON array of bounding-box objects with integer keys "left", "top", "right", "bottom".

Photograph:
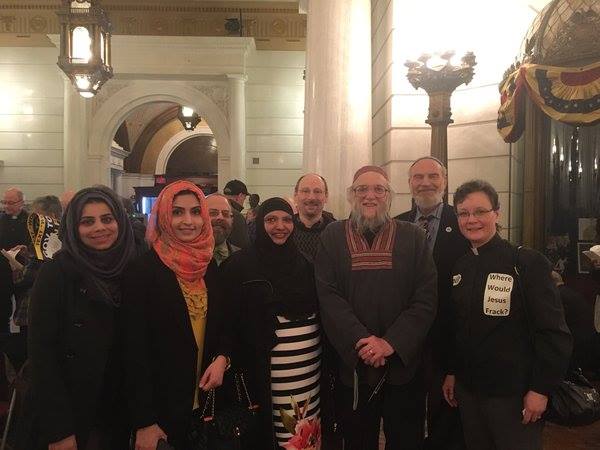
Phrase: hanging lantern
[
  {"left": 57, "top": 0, "right": 113, "bottom": 98},
  {"left": 178, "top": 106, "right": 201, "bottom": 131}
]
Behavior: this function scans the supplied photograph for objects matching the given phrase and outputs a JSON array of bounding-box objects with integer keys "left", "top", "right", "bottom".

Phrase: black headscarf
[
  {"left": 59, "top": 186, "right": 136, "bottom": 306},
  {"left": 254, "top": 197, "right": 318, "bottom": 320}
]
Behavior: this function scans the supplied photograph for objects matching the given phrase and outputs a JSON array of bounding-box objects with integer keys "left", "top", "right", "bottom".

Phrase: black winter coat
[
  {"left": 220, "top": 248, "right": 333, "bottom": 450},
  {"left": 121, "top": 249, "right": 232, "bottom": 448},
  {"left": 448, "top": 235, "right": 572, "bottom": 397},
  {"left": 27, "top": 251, "right": 128, "bottom": 448}
]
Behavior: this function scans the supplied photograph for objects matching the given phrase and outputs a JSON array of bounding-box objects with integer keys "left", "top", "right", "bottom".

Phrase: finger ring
[{"left": 369, "top": 349, "right": 374, "bottom": 355}]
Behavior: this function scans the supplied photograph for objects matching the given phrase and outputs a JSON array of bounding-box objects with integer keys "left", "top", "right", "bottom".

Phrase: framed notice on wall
[
  {"left": 578, "top": 218, "right": 597, "bottom": 241},
  {"left": 578, "top": 242, "right": 595, "bottom": 274}
]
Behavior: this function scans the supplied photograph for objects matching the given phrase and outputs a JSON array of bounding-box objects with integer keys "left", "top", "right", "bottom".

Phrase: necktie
[{"left": 418, "top": 215, "right": 434, "bottom": 243}]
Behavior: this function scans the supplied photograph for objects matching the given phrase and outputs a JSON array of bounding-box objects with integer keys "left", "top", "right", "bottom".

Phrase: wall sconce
[
  {"left": 178, "top": 106, "right": 201, "bottom": 131},
  {"left": 405, "top": 51, "right": 476, "bottom": 166},
  {"left": 56, "top": 0, "right": 113, "bottom": 98}
]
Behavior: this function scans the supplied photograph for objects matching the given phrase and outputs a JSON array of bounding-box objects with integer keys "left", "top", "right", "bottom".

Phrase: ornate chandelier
[{"left": 57, "top": 0, "right": 113, "bottom": 98}]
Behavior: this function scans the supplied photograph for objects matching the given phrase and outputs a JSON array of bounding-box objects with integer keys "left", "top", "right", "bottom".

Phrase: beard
[
  {"left": 413, "top": 190, "right": 444, "bottom": 211},
  {"left": 211, "top": 220, "right": 231, "bottom": 245},
  {"left": 300, "top": 200, "right": 323, "bottom": 219},
  {"left": 350, "top": 202, "right": 390, "bottom": 234}
]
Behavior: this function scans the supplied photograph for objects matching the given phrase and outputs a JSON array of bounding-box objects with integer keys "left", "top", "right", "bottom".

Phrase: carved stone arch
[
  {"left": 88, "top": 80, "right": 231, "bottom": 188},
  {"left": 155, "top": 130, "right": 215, "bottom": 175}
]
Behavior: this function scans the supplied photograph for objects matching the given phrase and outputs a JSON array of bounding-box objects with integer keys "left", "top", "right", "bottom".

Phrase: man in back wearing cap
[
  {"left": 395, "top": 157, "right": 469, "bottom": 449},
  {"left": 223, "top": 179, "right": 251, "bottom": 249},
  {"left": 315, "top": 165, "right": 437, "bottom": 450}
]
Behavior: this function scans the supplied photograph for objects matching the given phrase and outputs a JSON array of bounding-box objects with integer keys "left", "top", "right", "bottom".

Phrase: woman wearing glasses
[
  {"left": 121, "top": 181, "right": 232, "bottom": 450},
  {"left": 442, "top": 179, "right": 572, "bottom": 450}
]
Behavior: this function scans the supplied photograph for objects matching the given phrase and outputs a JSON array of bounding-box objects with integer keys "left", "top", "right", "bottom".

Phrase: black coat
[
  {"left": 395, "top": 204, "right": 470, "bottom": 369},
  {"left": 0, "top": 256, "right": 13, "bottom": 332},
  {"left": 27, "top": 252, "right": 128, "bottom": 448},
  {"left": 0, "top": 210, "right": 30, "bottom": 250},
  {"left": 220, "top": 248, "right": 328, "bottom": 449},
  {"left": 121, "top": 249, "right": 232, "bottom": 448},
  {"left": 448, "top": 235, "right": 572, "bottom": 396}
]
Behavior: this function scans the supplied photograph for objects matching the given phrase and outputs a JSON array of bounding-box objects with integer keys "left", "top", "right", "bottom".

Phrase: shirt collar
[{"left": 415, "top": 202, "right": 443, "bottom": 221}]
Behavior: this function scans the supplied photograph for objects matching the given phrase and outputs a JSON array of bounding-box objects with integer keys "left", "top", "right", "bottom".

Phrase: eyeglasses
[
  {"left": 208, "top": 209, "right": 232, "bottom": 219},
  {"left": 456, "top": 208, "right": 495, "bottom": 219},
  {"left": 1, "top": 200, "right": 22, "bottom": 206},
  {"left": 297, "top": 188, "right": 325, "bottom": 196},
  {"left": 352, "top": 185, "right": 389, "bottom": 198}
]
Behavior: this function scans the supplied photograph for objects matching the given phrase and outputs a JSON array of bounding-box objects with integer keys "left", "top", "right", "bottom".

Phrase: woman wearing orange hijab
[{"left": 121, "top": 181, "right": 232, "bottom": 450}]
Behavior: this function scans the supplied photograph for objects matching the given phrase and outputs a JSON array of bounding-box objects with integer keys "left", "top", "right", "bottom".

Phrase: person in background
[
  {"left": 292, "top": 173, "right": 336, "bottom": 261},
  {"left": 122, "top": 181, "right": 232, "bottom": 450},
  {"left": 28, "top": 186, "right": 136, "bottom": 450},
  {"left": 0, "top": 187, "right": 29, "bottom": 251},
  {"left": 551, "top": 271, "right": 600, "bottom": 373},
  {"left": 443, "top": 179, "right": 572, "bottom": 450},
  {"left": 223, "top": 179, "right": 251, "bottom": 249},
  {"left": 246, "top": 193, "right": 261, "bottom": 243},
  {"left": 206, "top": 193, "right": 239, "bottom": 266}
]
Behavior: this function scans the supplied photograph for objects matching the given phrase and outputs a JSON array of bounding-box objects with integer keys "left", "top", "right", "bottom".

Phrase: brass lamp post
[
  {"left": 57, "top": 0, "right": 113, "bottom": 98},
  {"left": 405, "top": 51, "right": 476, "bottom": 166},
  {"left": 178, "top": 106, "right": 201, "bottom": 131}
]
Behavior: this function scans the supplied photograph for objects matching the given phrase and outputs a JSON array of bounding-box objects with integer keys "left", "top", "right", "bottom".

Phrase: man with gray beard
[
  {"left": 315, "top": 165, "right": 437, "bottom": 450},
  {"left": 206, "top": 193, "right": 240, "bottom": 265},
  {"left": 395, "top": 157, "right": 469, "bottom": 450}
]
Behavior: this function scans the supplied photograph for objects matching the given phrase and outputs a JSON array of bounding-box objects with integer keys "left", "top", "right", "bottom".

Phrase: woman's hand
[
  {"left": 522, "top": 390, "right": 548, "bottom": 424},
  {"left": 135, "top": 424, "right": 167, "bottom": 450},
  {"left": 199, "top": 355, "right": 228, "bottom": 391},
  {"left": 49, "top": 435, "right": 77, "bottom": 450},
  {"left": 442, "top": 375, "right": 458, "bottom": 407}
]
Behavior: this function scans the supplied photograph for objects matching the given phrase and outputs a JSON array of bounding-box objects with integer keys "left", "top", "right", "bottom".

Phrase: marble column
[
  {"left": 63, "top": 79, "right": 91, "bottom": 191},
  {"left": 227, "top": 74, "right": 247, "bottom": 183},
  {"left": 303, "top": 0, "right": 372, "bottom": 218}
]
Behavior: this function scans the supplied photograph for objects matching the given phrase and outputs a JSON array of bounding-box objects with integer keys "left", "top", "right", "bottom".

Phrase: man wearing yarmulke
[{"left": 315, "top": 165, "right": 437, "bottom": 450}]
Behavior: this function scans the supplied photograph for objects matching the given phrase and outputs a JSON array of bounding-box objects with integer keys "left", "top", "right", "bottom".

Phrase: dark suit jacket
[
  {"left": 121, "top": 250, "right": 233, "bottom": 446},
  {"left": 395, "top": 203, "right": 470, "bottom": 369}
]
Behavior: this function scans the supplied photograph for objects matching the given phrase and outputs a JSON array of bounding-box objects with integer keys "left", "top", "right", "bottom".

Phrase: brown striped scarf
[{"left": 345, "top": 219, "right": 397, "bottom": 271}]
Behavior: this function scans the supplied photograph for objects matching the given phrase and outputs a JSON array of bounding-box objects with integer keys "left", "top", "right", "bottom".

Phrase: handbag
[
  {"left": 513, "top": 247, "right": 600, "bottom": 426},
  {"left": 188, "top": 371, "right": 260, "bottom": 450}
]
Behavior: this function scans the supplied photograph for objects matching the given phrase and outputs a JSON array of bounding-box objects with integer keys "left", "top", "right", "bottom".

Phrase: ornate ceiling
[{"left": 0, "top": 0, "right": 305, "bottom": 50}]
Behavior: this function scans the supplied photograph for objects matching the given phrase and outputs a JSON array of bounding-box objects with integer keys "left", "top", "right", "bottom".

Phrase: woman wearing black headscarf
[
  {"left": 221, "top": 197, "right": 322, "bottom": 449},
  {"left": 27, "top": 186, "right": 136, "bottom": 450}
]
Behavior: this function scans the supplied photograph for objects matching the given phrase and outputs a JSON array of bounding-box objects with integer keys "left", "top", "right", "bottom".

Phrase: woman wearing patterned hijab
[
  {"left": 28, "top": 186, "right": 136, "bottom": 450},
  {"left": 221, "top": 197, "right": 322, "bottom": 449},
  {"left": 121, "top": 180, "right": 232, "bottom": 450}
]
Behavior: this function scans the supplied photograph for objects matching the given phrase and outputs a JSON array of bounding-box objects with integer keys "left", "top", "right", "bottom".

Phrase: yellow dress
[{"left": 177, "top": 278, "right": 208, "bottom": 409}]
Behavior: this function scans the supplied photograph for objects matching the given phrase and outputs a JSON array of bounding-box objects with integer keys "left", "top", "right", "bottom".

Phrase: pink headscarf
[{"left": 146, "top": 180, "right": 214, "bottom": 289}]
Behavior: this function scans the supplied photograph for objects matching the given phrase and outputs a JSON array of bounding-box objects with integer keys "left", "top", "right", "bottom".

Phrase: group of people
[{"left": 0, "top": 156, "right": 576, "bottom": 450}]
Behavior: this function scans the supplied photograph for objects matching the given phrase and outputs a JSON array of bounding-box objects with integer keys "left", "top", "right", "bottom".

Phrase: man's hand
[
  {"left": 135, "top": 424, "right": 167, "bottom": 450},
  {"left": 49, "top": 435, "right": 77, "bottom": 450},
  {"left": 522, "top": 390, "right": 548, "bottom": 425},
  {"left": 442, "top": 375, "right": 458, "bottom": 407},
  {"left": 356, "top": 336, "right": 394, "bottom": 366}
]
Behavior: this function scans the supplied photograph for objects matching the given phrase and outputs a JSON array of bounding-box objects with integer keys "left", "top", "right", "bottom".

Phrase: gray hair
[{"left": 408, "top": 156, "right": 448, "bottom": 178}]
